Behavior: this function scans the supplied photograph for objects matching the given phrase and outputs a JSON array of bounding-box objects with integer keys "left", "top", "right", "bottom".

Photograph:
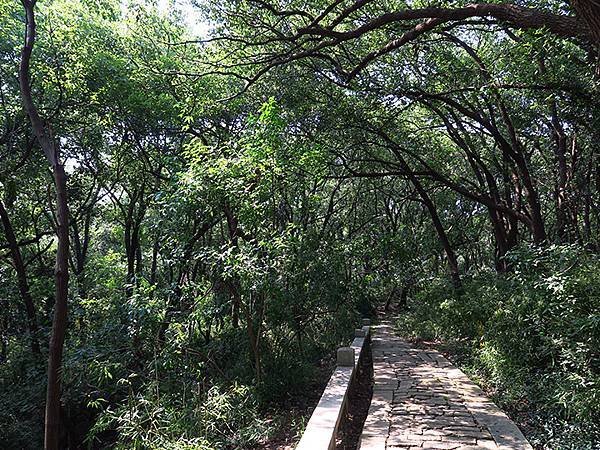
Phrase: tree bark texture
[{"left": 18, "top": 2, "right": 70, "bottom": 448}]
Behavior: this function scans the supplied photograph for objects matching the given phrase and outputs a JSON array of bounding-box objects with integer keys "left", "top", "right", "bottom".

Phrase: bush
[
  {"left": 0, "top": 348, "right": 45, "bottom": 449},
  {"left": 90, "top": 382, "right": 272, "bottom": 449}
]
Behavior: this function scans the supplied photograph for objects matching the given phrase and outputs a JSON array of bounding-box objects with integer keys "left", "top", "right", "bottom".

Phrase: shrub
[{"left": 90, "top": 382, "right": 271, "bottom": 449}]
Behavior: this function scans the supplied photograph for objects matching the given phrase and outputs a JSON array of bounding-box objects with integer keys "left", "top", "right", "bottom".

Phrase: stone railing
[{"left": 296, "top": 319, "right": 371, "bottom": 450}]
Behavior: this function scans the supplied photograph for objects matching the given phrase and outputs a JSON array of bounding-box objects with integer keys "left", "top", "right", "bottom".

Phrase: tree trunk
[
  {"left": 71, "top": 215, "right": 90, "bottom": 298},
  {"left": 18, "top": 2, "right": 70, "bottom": 448},
  {"left": 45, "top": 164, "right": 70, "bottom": 450},
  {"left": 399, "top": 286, "right": 408, "bottom": 309},
  {"left": 550, "top": 102, "right": 569, "bottom": 242},
  {"left": 124, "top": 214, "right": 135, "bottom": 296},
  {"left": 488, "top": 209, "right": 510, "bottom": 272},
  {"left": 150, "top": 235, "right": 159, "bottom": 286},
  {"left": 243, "top": 292, "right": 264, "bottom": 384},
  {"left": 385, "top": 143, "right": 462, "bottom": 287},
  {"left": 224, "top": 204, "right": 241, "bottom": 328},
  {"left": 0, "top": 199, "right": 40, "bottom": 354},
  {"left": 410, "top": 178, "right": 462, "bottom": 288}
]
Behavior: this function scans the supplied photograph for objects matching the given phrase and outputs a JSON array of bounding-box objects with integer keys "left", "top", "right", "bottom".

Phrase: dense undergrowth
[
  {"left": 0, "top": 306, "right": 361, "bottom": 449},
  {"left": 0, "top": 234, "right": 373, "bottom": 449},
  {"left": 2, "top": 0, "right": 600, "bottom": 448},
  {"left": 396, "top": 245, "right": 600, "bottom": 449}
]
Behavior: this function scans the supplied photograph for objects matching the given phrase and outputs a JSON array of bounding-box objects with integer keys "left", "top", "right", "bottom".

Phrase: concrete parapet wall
[{"left": 296, "top": 321, "right": 371, "bottom": 450}]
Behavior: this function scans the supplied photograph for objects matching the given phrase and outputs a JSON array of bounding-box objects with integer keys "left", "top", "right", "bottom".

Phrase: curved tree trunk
[
  {"left": 411, "top": 179, "right": 462, "bottom": 289},
  {"left": 45, "top": 164, "right": 70, "bottom": 450},
  {"left": 18, "top": 2, "right": 70, "bottom": 448},
  {"left": 0, "top": 199, "right": 40, "bottom": 354},
  {"left": 398, "top": 168, "right": 461, "bottom": 288},
  {"left": 573, "top": 0, "right": 600, "bottom": 38}
]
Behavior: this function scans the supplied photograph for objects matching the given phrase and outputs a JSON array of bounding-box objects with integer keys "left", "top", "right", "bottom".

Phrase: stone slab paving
[{"left": 359, "top": 322, "right": 533, "bottom": 450}]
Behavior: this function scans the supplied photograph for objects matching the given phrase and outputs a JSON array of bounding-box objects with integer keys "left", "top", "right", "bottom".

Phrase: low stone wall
[{"left": 296, "top": 319, "right": 371, "bottom": 450}]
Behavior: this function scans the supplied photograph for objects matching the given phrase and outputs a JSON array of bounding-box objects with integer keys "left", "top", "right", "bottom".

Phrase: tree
[
  {"left": 18, "top": 1, "right": 70, "bottom": 448},
  {"left": 0, "top": 198, "right": 40, "bottom": 354},
  {"left": 1, "top": 0, "right": 599, "bottom": 447},
  {"left": 207, "top": 0, "right": 600, "bottom": 84}
]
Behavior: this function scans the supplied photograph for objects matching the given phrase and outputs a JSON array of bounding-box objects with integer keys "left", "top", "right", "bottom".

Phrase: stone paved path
[{"left": 359, "top": 322, "right": 533, "bottom": 450}]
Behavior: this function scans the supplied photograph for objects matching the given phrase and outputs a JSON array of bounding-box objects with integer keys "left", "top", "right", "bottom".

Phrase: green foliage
[
  {"left": 2, "top": 0, "right": 599, "bottom": 447},
  {"left": 90, "top": 383, "right": 270, "bottom": 449},
  {"left": 0, "top": 351, "right": 46, "bottom": 449}
]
